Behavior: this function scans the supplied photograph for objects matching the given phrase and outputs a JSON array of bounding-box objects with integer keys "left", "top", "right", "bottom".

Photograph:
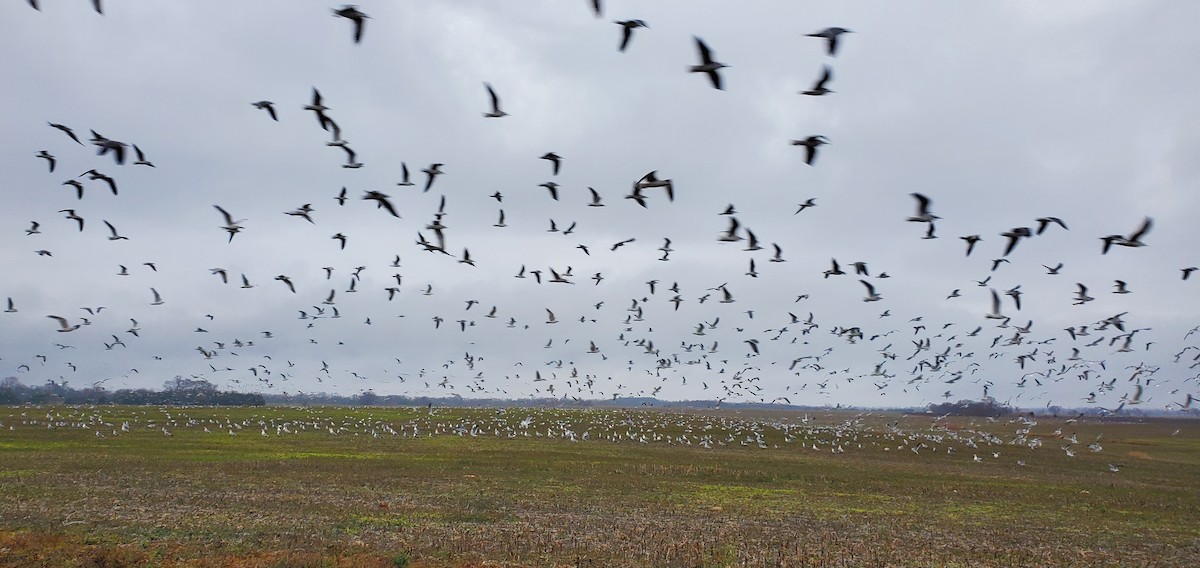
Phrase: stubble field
[{"left": 1, "top": 405, "right": 1197, "bottom": 567}]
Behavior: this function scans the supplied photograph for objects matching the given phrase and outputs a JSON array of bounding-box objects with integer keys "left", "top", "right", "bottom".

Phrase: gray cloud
[{"left": 1, "top": 1, "right": 1197, "bottom": 410}]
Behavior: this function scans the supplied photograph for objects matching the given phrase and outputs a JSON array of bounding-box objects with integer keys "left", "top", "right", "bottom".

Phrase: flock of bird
[
  {"left": 3, "top": 2, "right": 1198, "bottom": 416},
  {"left": 0, "top": 406, "right": 1147, "bottom": 473}
]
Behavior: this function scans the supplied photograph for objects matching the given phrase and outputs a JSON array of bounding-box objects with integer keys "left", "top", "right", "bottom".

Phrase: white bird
[{"left": 48, "top": 315, "right": 80, "bottom": 332}]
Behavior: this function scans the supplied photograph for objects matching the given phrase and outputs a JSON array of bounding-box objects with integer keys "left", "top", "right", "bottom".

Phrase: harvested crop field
[{"left": 1, "top": 405, "right": 1198, "bottom": 567}]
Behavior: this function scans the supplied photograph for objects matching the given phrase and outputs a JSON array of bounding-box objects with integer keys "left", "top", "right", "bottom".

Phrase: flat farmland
[{"left": 1, "top": 405, "right": 1197, "bottom": 567}]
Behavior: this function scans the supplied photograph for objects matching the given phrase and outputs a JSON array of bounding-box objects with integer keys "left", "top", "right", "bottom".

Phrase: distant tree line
[
  {"left": 0, "top": 376, "right": 264, "bottom": 406},
  {"left": 926, "top": 397, "right": 1015, "bottom": 417}
]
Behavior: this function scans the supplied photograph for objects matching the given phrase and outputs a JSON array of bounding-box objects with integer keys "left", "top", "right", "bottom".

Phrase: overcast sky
[{"left": 1, "top": 1, "right": 1197, "bottom": 410}]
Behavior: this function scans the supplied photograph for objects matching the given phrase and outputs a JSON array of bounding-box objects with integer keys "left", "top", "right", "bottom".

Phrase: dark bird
[
  {"left": 252, "top": 101, "right": 278, "bottom": 121},
  {"left": 132, "top": 144, "right": 155, "bottom": 167},
  {"left": 304, "top": 88, "right": 334, "bottom": 130},
  {"left": 103, "top": 220, "right": 128, "bottom": 241},
  {"left": 907, "top": 193, "right": 940, "bottom": 223},
  {"left": 961, "top": 235, "right": 982, "bottom": 256},
  {"left": 333, "top": 5, "right": 370, "bottom": 43},
  {"left": 689, "top": 36, "right": 728, "bottom": 90},
  {"left": 790, "top": 136, "right": 828, "bottom": 165},
  {"left": 332, "top": 233, "right": 348, "bottom": 250},
  {"left": 82, "top": 169, "right": 118, "bottom": 195},
  {"left": 396, "top": 162, "right": 415, "bottom": 186},
  {"left": 483, "top": 83, "right": 508, "bottom": 118},
  {"left": 1073, "top": 283, "right": 1095, "bottom": 305},
  {"left": 587, "top": 187, "right": 605, "bottom": 207},
  {"left": 63, "top": 180, "right": 84, "bottom": 199},
  {"left": 635, "top": 170, "right": 674, "bottom": 201},
  {"left": 362, "top": 191, "right": 400, "bottom": 217},
  {"left": 92, "top": 135, "right": 127, "bottom": 165},
  {"left": 801, "top": 65, "right": 834, "bottom": 96},
  {"left": 615, "top": 20, "right": 648, "bottom": 52},
  {"left": 285, "top": 203, "right": 316, "bottom": 223},
  {"left": 48, "top": 122, "right": 83, "bottom": 145},
  {"left": 823, "top": 258, "right": 844, "bottom": 278},
  {"left": 540, "top": 152, "right": 562, "bottom": 175},
  {"left": 213, "top": 205, "right": 244, "bottom": 242},
  {"left": 422, "top": 163, "right": 444, "bottom": 192},
  {"left": 770, "top": 243, "right": 785, "bottom": 263},
  {"left": 794, "top": 198, "right": 817, "bottom": 214},
  {"left": 611, "top": 238, "right": 636, "bottom": 251},
  {"left": 807, "top": 27, "right": 853, "bottom": 56},
  {"left": 59, "top": 209, "right": 84, "bottom": 231},
  {"left": 1000, "top": 227, "right": 1032, "bottom": 256},
  {"left": 1035, "top": 216, "right": 1068, "bottom": 235},
  {"left": 36, "top": 150, "right": 55, "bottom": 172},
  {"left": 540, "top": 182, "right": 560, "bottom": 201},
  {"left": 1112, "top": 217, "right": 1153, "bottom": 251},
  {"left": 339, "top": 144, "right": 362, "bottom": 168}
]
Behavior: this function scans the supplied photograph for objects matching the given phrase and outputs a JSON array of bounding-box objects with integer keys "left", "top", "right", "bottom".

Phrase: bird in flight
[
  {"left": 961, "top": 235, "right": 982, "bottom": 257},
  {"left": 907, "top": 193, "right": 939, "bottom": 223},
  {"left": 59, "top": 209, "right": 84, "bottom": 231},
  {"left": 363, "top": 191, "right": 400, "bottom": 217},
  {"left": 1103, "top": 216, "right": 1153, "bottom": 253},
  {"left": 47, "top": 315, "right": 81, "bottom": 332},
  {"left": 103, "top": 220, "right": 129, "bottom": 241},
  {"left": 422, "top": 163, "right": 444, "bottom": 192},
  {"left": 396, "top": 162, "right": 415, "bottom": 186},
  {"left": 252, "top": 101, "right": 277, "bottom": 121},
  {"left": 807, "top": 27, "right": 854, "bottom": 56},
  {"left": 483, "top": 83, "right": 508, "bottom": 118},
  {"left": 540, "top": 152, "right": 562, "bottom": 175},
  {"left": 48, "top": 122, "right": 83, "bottom": 145},
  {"left": 333, "top": 5, "right": 369, "bottom": 43},
  {"left": 213, "top": 205, "right": 245, "bottom": 242},
  {"left": 36, "top": 150, "right": 55, "bottom": 172},
  {"left": 801, "top": 65, "right": 834, "bottom": 96},
  {"left": 689, "top": 37, "right": 727, "bottom": 90},
  {"left": 791, "top": 136, "right": 829, "bottom": 165},
  {"left": 132, "top": 144, "right": 155, "bottom": 167},
  {"left": 615, "top": 20, "right": 648, "bottom": 52}
]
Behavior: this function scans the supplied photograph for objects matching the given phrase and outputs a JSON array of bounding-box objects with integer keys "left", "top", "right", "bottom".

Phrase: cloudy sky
[{"left": 1, "top": 1, "right": 1197, "bottom": 409}]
